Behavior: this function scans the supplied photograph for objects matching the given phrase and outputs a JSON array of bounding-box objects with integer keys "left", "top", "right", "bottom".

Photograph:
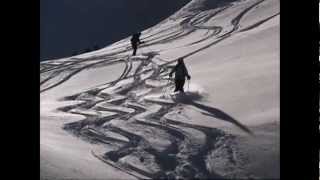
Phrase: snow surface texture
[{"left": 40, "top": 0, "right": 280, "bottom": 179}]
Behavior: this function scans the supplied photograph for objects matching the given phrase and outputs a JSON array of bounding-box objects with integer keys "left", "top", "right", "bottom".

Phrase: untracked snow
[{"left": 41, "top": 0, "right": 279, "bottom": 179}]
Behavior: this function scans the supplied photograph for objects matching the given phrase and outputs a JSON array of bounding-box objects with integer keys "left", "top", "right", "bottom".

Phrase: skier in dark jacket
[
  {"left": 130, "top": 32, "right": 144, "bottom": 56},
  {"left": 169, "top": 58, "right": 191, "bottom": 93}
]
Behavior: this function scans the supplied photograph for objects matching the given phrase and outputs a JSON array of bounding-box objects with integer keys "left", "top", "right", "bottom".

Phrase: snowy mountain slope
[{"left": 40, "top": 0, "right": 279, "bottom": 179}]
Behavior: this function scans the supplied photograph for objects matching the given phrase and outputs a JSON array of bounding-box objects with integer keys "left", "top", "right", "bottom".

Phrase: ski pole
[{"left": 187, "top": 79, "right": 190, "bottom": 92}]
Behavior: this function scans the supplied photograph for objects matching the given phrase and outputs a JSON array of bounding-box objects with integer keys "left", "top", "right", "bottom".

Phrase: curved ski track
[{"left": 41, "top": 0, "right": 278, "bottom": 179}]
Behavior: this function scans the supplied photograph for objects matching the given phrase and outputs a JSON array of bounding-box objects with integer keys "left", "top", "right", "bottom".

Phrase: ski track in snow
[{"left": 41, "top": 0, "right": 279, "bottom": 179}]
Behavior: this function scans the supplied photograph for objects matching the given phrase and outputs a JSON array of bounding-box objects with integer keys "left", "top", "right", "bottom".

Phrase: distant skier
[
  {"left": 130, "top": 32, "right": 144, "bottom": 56},
  {"left": 169, "top": 58, "right": 191, "bottom": 93}
]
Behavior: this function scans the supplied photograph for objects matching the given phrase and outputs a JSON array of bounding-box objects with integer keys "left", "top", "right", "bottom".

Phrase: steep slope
[{"left": 40, "top": 0, "right": 279, "bottom": 179}]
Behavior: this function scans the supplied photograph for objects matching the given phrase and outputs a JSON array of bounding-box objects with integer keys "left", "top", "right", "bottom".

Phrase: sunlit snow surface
[{"left": 40, "top": 0, "right": 279, "bottom": 179}]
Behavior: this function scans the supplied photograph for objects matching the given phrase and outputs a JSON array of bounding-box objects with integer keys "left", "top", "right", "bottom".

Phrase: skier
[
  {"left": 130, "top": 32, "right": 144, "bottom": 56},
  {"left": 169, "top": 58, "right": 191, "bottom": 93}
]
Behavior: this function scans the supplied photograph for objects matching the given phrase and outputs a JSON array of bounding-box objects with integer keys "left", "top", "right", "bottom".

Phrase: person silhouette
[
  {"left": 130, "top": 32, "right": 144, "bottom": 56},
  {"left": 169, "top": 58, "right": 191, "bottom": 93}
]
